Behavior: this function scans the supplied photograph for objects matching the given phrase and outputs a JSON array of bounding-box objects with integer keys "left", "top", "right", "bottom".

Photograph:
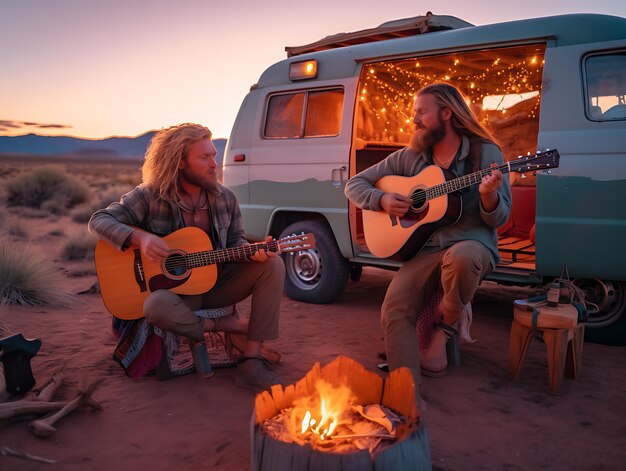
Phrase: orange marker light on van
[{"left": 289, "top": 60, "right": 318, "bottom": 80}]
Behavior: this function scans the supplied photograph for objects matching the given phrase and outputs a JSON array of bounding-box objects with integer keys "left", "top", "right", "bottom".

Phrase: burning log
[{"left": 252, "top": 356, "right": 431, "bottom": 470}]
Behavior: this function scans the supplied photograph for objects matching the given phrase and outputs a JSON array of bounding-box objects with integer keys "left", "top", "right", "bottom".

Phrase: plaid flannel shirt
[{"left": 88, "top": 183, "right": 248, "bottom": 251}]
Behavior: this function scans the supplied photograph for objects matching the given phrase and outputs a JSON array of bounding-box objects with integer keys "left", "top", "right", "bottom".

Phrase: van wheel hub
[
  {"left": 574, "top": 279, "right": 624, "bottom": 328},
  {"left": 287, "top": 250, "right": 322, "bottom": 287}
]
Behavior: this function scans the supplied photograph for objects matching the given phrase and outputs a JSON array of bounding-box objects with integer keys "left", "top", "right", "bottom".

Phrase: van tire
[
  {"left": 578, "top": 279, "right": 626, "bottom": 346},
  {"left": 279, "top": 220, "right": 349, "bottom": 304}
]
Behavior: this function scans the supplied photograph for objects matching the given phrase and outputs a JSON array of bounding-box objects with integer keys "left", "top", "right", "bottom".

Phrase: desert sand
[{"left": 1, "top": 213, "right": 626, "bottom": 471}]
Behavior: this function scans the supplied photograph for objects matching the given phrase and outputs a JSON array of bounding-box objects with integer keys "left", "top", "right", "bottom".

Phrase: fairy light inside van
[{"left": 289, "top": 60, "right": 317, "bottom": 80}]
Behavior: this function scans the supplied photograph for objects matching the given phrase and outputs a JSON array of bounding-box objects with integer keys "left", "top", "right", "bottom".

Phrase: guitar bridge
[{"left": 133, "top": 249, "right": 147, "bottom": 292}]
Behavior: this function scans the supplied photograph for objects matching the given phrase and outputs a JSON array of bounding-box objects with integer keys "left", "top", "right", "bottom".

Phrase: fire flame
[{"left": 291, "top": 379, "right": 354, "bottom": 441}]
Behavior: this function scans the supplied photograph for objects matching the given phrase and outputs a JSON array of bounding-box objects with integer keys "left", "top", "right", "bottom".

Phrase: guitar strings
[
  {"left": 162, "top": 240, "right": 281, "bottom": 270},
  {"left": 412, "top": 153, "right": 552, "bottom": 204}
]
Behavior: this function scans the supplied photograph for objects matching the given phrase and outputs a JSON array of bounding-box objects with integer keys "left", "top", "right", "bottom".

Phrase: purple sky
[{"left": 1, "top": 0, "right": 625, "bottom": 139}]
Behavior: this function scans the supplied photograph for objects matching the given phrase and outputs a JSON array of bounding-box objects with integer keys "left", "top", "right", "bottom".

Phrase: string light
[{"left": 356, "top": 44, "right": 546, "bottom": 160}]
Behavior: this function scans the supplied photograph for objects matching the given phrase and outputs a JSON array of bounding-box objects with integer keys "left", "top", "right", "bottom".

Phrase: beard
[
  {"left": 409, "top": 116, "right": 447, "bottom": 152},
  {"left": 179, "top": 168, "right": 218, "bottom": 192}
]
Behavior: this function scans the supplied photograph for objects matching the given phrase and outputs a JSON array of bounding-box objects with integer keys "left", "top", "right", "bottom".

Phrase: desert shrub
[
  {"left": 97, "top": 184, "right": 133, "bottom": 207},
  {"left": 0, "top": 201, "right": 7, "bottom": 229},
  {"left": 61, "top": 226, "right": 97, "bottom": 261},
  {"left": 70, "top": 205, "right": 95, "bottom": 224},
  {"left": 7, "top": 218, "right": 28, "bottom": 238},
  {"left": 0, "top": 238, "right": 71, "bottom": 307},
  {"left": 5, "top": 165, "right": 90, "bottom": 209},
  {"left": 41, "top": 198, "right": 69, "bottom": 216},
  {"left": 71, "top": 184, "right": 132, "bottom": 223}
]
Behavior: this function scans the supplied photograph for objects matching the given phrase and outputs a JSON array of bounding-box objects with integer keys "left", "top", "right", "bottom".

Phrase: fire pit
[{"left": 251, "top": 356, "right": 431, "bottom": 470}]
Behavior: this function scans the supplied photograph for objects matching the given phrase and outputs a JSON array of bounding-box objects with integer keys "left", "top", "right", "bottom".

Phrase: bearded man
[
  {"left": 89, "top": 123, "right": 284, "bottom": 391},
  {"left": 345, "top": 83, "right": 511, "bottom": 399}
]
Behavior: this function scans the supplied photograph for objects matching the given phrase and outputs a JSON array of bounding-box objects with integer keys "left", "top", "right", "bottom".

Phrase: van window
[
  {"left": 357, "top": 44, "right": 546, "bottom": 184},
  {"left": 264, "top": 88, "right": 344, "bottom": 139},
  {"left": 585, "top": 52, "right": 626, "bottom": 121}
]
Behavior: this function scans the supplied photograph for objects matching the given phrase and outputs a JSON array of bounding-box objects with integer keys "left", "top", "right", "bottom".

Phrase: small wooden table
[{"left": 509, "top": 301, "right": 584, "bottom": 395}]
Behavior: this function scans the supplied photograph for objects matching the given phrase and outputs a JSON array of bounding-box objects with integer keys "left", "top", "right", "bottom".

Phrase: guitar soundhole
[
  {"left": 410, "top": 189, "right": 428, "bottom": 212},
  {"left": 164, "top": 253, "right": 188, "bottom": 277}
]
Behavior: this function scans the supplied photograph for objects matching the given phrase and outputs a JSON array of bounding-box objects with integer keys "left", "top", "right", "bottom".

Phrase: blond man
[{"left": 89, "top": 123, "right": 284, "bottom": 391}]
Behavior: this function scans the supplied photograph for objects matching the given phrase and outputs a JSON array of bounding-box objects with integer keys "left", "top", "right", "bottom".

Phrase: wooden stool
[{"left": 509, "top": 302, "right": 584, "bottom": 395}]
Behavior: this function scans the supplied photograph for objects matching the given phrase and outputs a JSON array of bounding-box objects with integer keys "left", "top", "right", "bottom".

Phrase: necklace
[
  {"left": 179, "top": 191, "right": 208, "bottom": 223},
  {"left": 433, "top": 151, "right": 456, "bottom": 167}
]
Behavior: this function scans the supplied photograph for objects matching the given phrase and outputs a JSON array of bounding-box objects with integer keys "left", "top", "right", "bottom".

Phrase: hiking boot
[{"left": 235, "top": 357, "right": 282, "bottom": 392}]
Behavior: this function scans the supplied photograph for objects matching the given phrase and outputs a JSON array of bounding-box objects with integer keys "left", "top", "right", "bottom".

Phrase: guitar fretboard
[
  {"left": 160, "top": 242, "right": 281, "bottom": 274},
  {"left": 426, "top": 164, "right": 510, "bottom": 199},
  {"left": 185, "top": 241, "right": 280, "bottom": 268}
]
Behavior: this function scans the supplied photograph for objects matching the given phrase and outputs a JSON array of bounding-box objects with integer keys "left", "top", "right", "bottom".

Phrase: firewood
[
  {"left": 33, "top": 370, "right": 65, "bottom": 402},
  {"left": 0, "top": 400, "right": 69, "bottom": 421},
  {"left": 29, "top": 378, "right": 102, "bottom": 438}
]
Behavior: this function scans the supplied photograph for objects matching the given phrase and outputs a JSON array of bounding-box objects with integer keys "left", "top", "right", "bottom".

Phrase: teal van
[{"left": 222, "top": 13, "right": 626, "bottom": 345}]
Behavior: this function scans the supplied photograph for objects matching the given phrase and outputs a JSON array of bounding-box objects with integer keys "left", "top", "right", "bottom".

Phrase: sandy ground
[{"left": 1, "top": 215, "right": 626, "bottom": 470}]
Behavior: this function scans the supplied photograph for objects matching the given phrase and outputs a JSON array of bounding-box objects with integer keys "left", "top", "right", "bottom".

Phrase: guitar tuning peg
[
  {"left": 521, "top": 173, "right": 527, "bottom": 179},
  {"left": 547, "top": 170, "right": 552, "bottom": 174}
]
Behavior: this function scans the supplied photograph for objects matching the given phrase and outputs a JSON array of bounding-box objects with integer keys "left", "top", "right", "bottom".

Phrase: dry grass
[
  {"left": 61, "top": 225, "right": 97, "bottom": 261},
  {"left": 0, "top": 156, "right": 142, "bottom": 307},
  {"left": 0, "top": 237, "right": 72, "bottom": 307}
]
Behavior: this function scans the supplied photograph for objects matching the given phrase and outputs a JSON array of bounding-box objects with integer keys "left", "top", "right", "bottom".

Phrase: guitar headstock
[
  {"left": 510, "top": 149, "right": 560, "bottom": 173},
  {"left": 278, "top": 233, "right": 316, "bottom": 253}
]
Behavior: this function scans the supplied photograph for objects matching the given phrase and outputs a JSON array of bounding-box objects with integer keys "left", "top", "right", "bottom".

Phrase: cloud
[
  {"left": 37, "top": 123, "right": 72, "bottom": 129},
  {"left": 0, "top": 120, "right": 72, "bottom": 131},
  {"left": 0, "top": 120, "right": 22, "bottom": 129}
]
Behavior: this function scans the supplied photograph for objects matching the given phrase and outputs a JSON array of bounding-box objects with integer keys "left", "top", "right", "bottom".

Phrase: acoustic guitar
[
  {"left": 362, "top": 149, "right": 560, "bottom": 260},
  {"left": 94, "top": 227, "right": 315, "bottom": 320}
]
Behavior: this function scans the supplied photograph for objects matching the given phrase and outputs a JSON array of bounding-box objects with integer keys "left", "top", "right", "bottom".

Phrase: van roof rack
[{"left": 285, "top": 12, "right": 474, "bottom": 57}]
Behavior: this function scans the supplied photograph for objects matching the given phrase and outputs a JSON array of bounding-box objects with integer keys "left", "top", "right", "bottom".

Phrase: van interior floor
[{"left": 498, "top": 236, "right": 536, "bottom": 271}]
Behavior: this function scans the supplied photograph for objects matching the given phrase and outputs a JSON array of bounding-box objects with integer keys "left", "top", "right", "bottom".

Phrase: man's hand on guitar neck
[
  {"left": 479, "top": 164, "right": 503, "bottom": 213},
  {"left": 130, "top": 230, "right": 171, "bottom": 262},
  {"left": 381, "top": 193, "right": 412, "bottom": 218},
  {"left": 247, "top": 236, "right": 277, "bottom": 263}
]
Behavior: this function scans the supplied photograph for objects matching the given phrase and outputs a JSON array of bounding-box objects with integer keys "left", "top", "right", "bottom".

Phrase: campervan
[{"left": 223, "top": 13, "right": 626, "bottom": 345}]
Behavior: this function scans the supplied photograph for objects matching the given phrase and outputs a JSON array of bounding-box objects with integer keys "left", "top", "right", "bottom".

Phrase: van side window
[
  {"left": 264, "top": 88, "right": 344, "bottom": 139},
  {"left": 585, "top": 52, "right": 626, "bottom": 121},
  {"left": 264, "top": 93, "right": 305, "bottom": 138},
  {"left": 305, "top": 89, "right": 344, "bottom": 137}
]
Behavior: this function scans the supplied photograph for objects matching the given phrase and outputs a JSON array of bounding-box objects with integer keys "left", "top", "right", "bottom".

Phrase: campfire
[{"left": 252, "top": 357, "right": 431, "bottom": 470}]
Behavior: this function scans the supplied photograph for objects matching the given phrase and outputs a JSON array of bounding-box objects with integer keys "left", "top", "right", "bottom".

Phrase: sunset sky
[{"left": 1, "top": 0, "right": 625, "bottom": 140}]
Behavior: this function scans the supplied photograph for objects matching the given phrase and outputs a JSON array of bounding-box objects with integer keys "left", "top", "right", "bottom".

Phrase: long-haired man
[
  {"left": 345, "top": 83, "right": 511, "bottom": 400},
  {"left": 89, "top": 123, "right": 284, "bottom": 391}
]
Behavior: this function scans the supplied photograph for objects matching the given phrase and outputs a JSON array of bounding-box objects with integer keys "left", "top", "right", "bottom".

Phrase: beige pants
[
  {"left": 381, "top": 240, "right": 492, "bottom": 385},
  {"left": 143, "top": 257, "right": 285, "bottom": 342}
]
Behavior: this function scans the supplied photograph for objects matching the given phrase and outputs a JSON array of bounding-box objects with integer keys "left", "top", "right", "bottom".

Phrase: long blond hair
[
  {"left": 141, "top": 123, "right": 212, "bottom": 201},
  {"left": 418, "top": 83, "right": 498, "bottom": 145}
]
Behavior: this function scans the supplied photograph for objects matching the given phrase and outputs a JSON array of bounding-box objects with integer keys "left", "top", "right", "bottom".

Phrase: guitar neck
[
  {"left": 427, "top": 161, "right": 516, "bottom": 199},
  {"left": 186, "top": 241, "right": 279, "bottom": 269}
]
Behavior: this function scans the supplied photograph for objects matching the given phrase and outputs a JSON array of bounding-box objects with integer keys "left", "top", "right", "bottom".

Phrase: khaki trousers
[
  {"left": 143, "top": 257, "right": 285, "bottom": 342},
  {"left": 381, "top": 240, "right": 492, "bottom": 385}
]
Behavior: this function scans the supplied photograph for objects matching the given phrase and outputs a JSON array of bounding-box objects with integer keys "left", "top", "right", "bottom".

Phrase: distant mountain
[{"left": 0, "top": 133, "right": 227, "bottom": 162}]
